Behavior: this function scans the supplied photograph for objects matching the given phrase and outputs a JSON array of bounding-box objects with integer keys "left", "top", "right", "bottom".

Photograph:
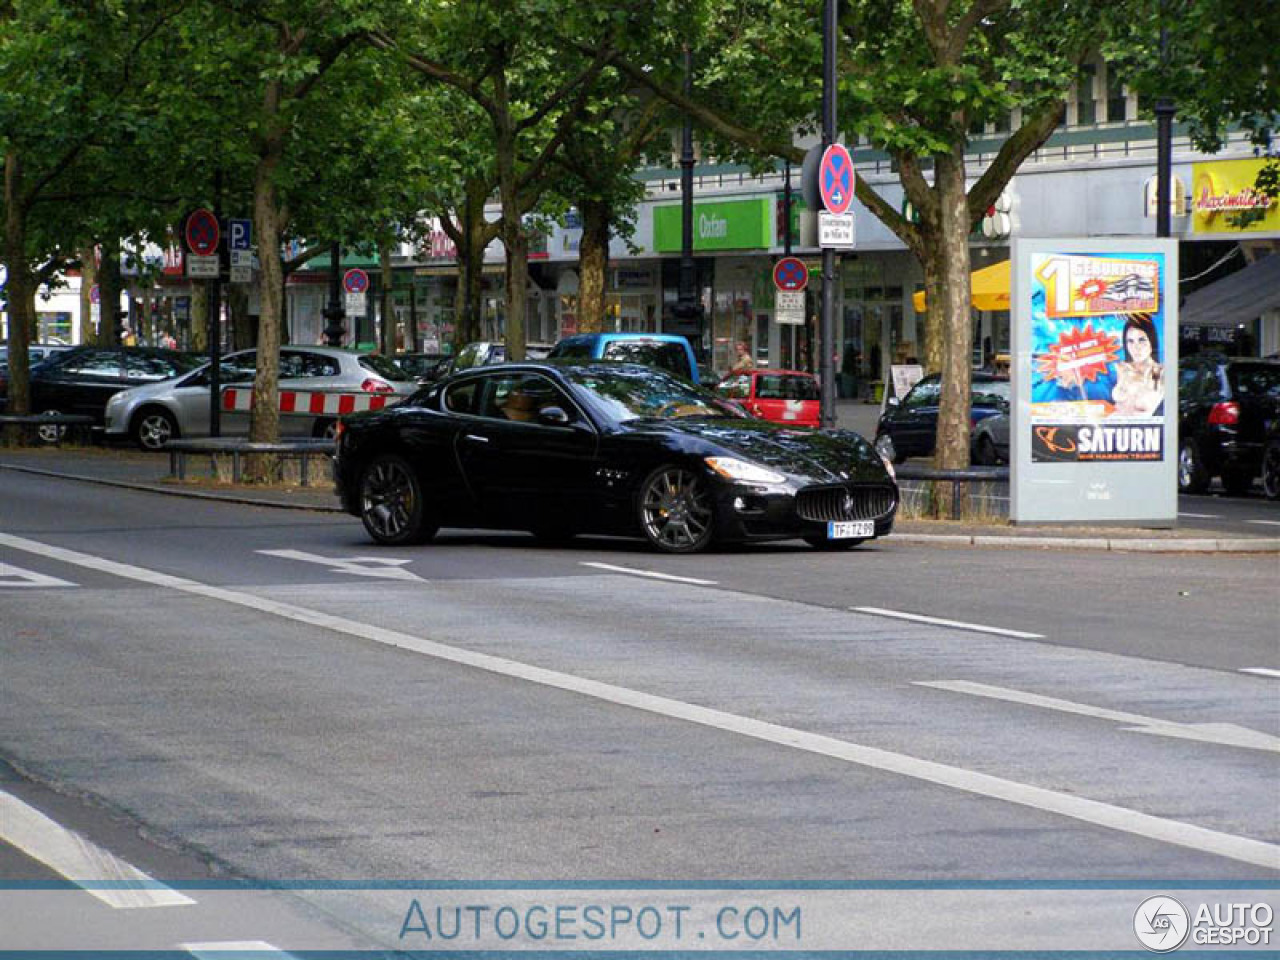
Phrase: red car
[{"left": 716, "top": 368, "right": 821, "bottom": 427}]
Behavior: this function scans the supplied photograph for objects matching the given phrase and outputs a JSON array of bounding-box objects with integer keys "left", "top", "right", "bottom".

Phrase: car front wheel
[
  {"left": 133, "top": 408, "right": 178, "bottom": 451},
  {"left": 1177, "top": 439, "right": 1210, "bottom": 494},
  {"left": 359, "top": 454, "right": 438, "bottom": 545},
  {"left": 973, "top": 432, "right": 999, "bottom": 466},
  {"left": 36, "top": 409, "right": 66, "bottom": 445},
  {"left": 637, "top": 465, "right": 715, "bottom": 554}
]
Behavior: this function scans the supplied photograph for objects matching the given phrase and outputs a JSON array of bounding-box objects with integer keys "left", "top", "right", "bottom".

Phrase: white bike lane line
[
  {"left": 1, "top": 529, "right": 1277, "bottom": 872},
  {"left": 0, "top": 789, "right": 194, "bottom": 909}
]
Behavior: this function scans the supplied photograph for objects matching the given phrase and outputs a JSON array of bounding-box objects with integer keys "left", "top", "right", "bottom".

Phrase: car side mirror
[
  {"left": 537, "top": 406, "right": 572, "bottom": 426},
  {"left": 886, "top": 396, "right": 900, "bottom": 408},
  {"left": 999, "top": 398, "right": 1010, "bottom": 414}
]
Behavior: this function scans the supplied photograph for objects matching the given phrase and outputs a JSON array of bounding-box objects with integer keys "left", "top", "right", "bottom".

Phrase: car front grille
[{"left": 796, "top": 483, "right": 897, "bottom": 523}]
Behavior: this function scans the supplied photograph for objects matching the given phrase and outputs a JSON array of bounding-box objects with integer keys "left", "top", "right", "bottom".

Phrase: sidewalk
[{"left": 1, "top": 444, "right": 1276, "bottom": 553}]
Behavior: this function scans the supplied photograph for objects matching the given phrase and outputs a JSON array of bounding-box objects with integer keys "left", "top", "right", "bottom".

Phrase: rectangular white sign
[
  {"left": 186, "top": 255, "right": 219, "bottom": 278},
  {"left": 1011, "top": 237, "right": 1179, "bottom": 525},
  {"left": 345, "top": 292, "right": 367, "bottom": 316},
  {"left": 819, "top": 212, "right": 855, "bottom": 248},
  {"left": 775, "top": 290, "right": 805, "bottom": 325}
]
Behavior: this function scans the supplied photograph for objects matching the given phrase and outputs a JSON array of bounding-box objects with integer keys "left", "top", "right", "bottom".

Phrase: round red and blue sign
[
  {"left": 185, "top": 208, "right": 220, "bottom": 256},
  {"left": 773, "top": 257, "right": 809, "bottom": 292},
  {"left": 343, "top": 268, "right": 370, "bottom": 294},
  {"left": 819, "top": 144, "right": 854, "bottom": 216}
]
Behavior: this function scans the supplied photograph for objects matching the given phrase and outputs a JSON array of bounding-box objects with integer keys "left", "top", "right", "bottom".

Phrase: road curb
[
  {"left": 0, "top": 463, "right": 343, "bottom": 513},
  {"left": 890, "top": 531, "right": 1280, "bottom": 552}
]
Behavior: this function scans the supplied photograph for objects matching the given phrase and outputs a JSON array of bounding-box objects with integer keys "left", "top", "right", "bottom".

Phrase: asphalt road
[{"left": 0, "top": 472, "right": 1276, "bottom": 952}]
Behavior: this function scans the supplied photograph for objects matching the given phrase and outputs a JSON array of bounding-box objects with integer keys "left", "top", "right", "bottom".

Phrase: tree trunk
[
  {"left": 228, "top": 283, "right": 254, "bottom": 349},
  {"left": 189, "top": 283, "right": 208, "bottom": 351},
  {"left": 380, "top": 235, "right": 396, "bottom": 355},
  {"left": 98, "top": 246, "right": 123, "bottom": 347},
  {"left": 248, "top": 96, "right": 285, "bottom": 467},
  {"left": 576, "top": 197, "right": 609, "bottom": 333},
  {"left": 3, "top": 149, "right": 33, "bottom": 427},
  {"left": 931, "top": 148, "right": 974, "bottom": 473},
  {"left": 78, "top": 245, "right": 98, "bottom": 345},
  {"left": 921, "top": 257, "right": 945, "bottom": 376}
]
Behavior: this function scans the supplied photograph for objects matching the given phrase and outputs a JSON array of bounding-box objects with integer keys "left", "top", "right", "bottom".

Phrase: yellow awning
[{"left": 912, "top": 259, "right": 1010, "bottom": 313}]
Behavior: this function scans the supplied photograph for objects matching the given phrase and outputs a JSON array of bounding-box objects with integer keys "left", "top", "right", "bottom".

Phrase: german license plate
[{"left": 827, "top": 520, "right": 874, "bottom": 539}]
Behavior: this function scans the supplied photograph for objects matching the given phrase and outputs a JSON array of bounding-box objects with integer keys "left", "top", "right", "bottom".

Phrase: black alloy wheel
[
  {"left": 1177, "top": 439, "right": 1210, "bottom": 494},
  {"left": 133, "top": 408, "right": 178, "bottom": 451},
  {"left": 36, "top": 409, "right": 66, "bottom": 445},
  {"left": 637, "top": 465, "right": 715, "bottom": 554},
  {"left": 1263, "top": 441, "right": 1280, "bottom": 501},
  {"left": 359, "top": 454, "right": 438, "bottom": 545}
]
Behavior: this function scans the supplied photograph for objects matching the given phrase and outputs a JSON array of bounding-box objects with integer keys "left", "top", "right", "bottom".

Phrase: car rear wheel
[
  {"left": 132, "top": 408, "right": 178, "bottom": 451},
  {"left": 1263, "top": 442, "right": 1280, "bottom": 501},
  {"left": 313, "top": 418, "right": 339, "bottom": 440},
  {"left": 637, "top": 465, "right": 715, "bottom": 554},
  {"left": 359, "top": 454, "right": 438, "bottom": 545},
  {"left": 1178, "top": 440, "right": 1210, "bottom": 494}
]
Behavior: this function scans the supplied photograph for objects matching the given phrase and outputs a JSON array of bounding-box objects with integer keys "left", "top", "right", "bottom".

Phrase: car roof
[{"left": 748, "top": 368, "right": 816, "bottom": 378}]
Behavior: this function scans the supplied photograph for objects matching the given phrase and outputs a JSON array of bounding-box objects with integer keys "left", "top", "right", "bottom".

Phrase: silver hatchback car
[{"left": 105, "top": 346, "right": 417, "bottom": 450}]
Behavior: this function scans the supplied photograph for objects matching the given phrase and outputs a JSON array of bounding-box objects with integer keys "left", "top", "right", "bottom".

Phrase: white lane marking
[
  {"left": 0, "top": 561, "right": 76, "bottom": 588},
  {"left": 0, "top": 789, "right": 194, "bottom": 909},
  {"left": 183, "top": 942, "right": 292, "bottom": 959},
  {"left": 0, "top": 530, "right": 1276, "bottom": 871},
  {"left": 1247, "top": 520, "right": 1280, "bottom": 527},
  {"left": 256, "top": 549, "right": 425, "bottom": 582},
  {"left": 917, "top": 680, "right": 1280, "bottom": 754},
  {"left": 1177, "top": 512, "right": 1220, "bottom": 519},
  {"left": 580, "top": 561, "right": 717, "bottom": 586},
  {"left": 852, "top": 606, "right": 1045, "bottom": 640},
  {"left": 1241, "top": 668, "right": 1280, "bottom": 679}
]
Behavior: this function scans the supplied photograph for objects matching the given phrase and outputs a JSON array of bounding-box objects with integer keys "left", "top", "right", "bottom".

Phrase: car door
[
  {"left": 35, "top": 349, "right": 126, "bottom": 421},
  {"left": 453, "top": 371, "right": 599, "bottom": 528}
]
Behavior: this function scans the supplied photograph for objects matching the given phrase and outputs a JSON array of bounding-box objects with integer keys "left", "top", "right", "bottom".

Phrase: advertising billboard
[{"left": 1011, "top": 238, "right": 1178, "bottom": 525}]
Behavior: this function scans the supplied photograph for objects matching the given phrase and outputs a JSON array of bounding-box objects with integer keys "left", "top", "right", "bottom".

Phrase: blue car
[{"left": 547, "top": 333, "right": 701, "bottom": 384}]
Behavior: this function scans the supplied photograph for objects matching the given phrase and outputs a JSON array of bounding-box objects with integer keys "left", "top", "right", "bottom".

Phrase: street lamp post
[
  {"left": 818, "top": 0, "right": 838, "bottom": 428},
  {"left": 322, "top": 243, "right": 347, "bottom": 347},
  {"left": 1155, "top": 3, "right": 1175, "bottom": 239}
]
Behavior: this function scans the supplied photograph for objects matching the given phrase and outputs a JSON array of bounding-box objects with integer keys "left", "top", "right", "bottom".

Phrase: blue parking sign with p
[{"left": 229, "top": 218, "right": 252, "bottom": 251}]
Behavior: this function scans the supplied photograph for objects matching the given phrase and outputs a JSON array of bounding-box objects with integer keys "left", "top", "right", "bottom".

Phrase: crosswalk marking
[{"left": 0, "top": 789, "right": 194, "bottom": 909}]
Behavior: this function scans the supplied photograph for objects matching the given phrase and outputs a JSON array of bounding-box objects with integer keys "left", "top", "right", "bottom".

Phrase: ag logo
[{"left": 1134, "top": 896, "right": 1190, "bottom": 952}]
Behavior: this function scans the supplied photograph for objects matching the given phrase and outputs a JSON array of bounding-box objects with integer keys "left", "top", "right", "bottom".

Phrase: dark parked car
[
  {"left": 334, "top": 362, "right": 898, "bottom": 554},
  {"left": 1177, "top": 354, "right": 1280, "bottom": 495},
  {"left": 970, "top": 410, "right": 1010, "bottom": 465},
  {"left": 395, "top": 352, "right": 451, "bottom": 383},
  {"left": 0, "top": 346, "right": 201, "bottom": 437},
  {"left": 873, "top": 372, "right": 1010, "bottom": 463}
]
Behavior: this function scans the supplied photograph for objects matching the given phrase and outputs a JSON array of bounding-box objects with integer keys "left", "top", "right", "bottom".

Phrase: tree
[
  {"left": 369, "top": 1, "right": 644, "bottom": 359},
  {"left": 614, "top": 0, "right": 1112, "bottom": 474}
]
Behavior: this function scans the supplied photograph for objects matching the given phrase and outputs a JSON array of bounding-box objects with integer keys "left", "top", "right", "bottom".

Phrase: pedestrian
[{"left": 731, "top": 340, "right": 755, "bottom": 373}]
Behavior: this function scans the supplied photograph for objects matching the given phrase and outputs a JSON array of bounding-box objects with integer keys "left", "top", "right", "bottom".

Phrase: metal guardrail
[
  {"left": 895, "top": 463, "right": 1010, "bottom": 520},
  {"left": 167, "top": 438, "right": 334, "bottom": 485}
]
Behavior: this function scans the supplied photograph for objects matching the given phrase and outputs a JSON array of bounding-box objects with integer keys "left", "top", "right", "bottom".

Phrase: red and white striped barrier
[{"left": 221, "top": 388, "right": 392, "bottom": 416}]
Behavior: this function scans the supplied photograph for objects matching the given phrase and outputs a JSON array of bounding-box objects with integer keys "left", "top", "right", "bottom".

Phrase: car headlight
[
  {"left": 704, "top": 456, "right": 786, "bottom": 484},
  {"left": 879, "top": 452, "right": 897, "bottom": 481}
]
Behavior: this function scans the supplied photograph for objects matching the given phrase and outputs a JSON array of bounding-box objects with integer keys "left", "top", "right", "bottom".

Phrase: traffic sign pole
[{"left": 820, "top": 0, "right": 839, "bottom": 429}]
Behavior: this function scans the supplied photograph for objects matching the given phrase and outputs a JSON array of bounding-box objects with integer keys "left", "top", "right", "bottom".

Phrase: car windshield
[
  {"left": 601, "top": 340, "right": 689, "bottom": 377},
  {"left": 755, "top": 374, "right": 819, "bottom": 401},
  {"left": 358, "top": 354, "right": 412, "bottom": 381},
  {"left": 565, "top": 366, "right": 743, "bottom": 422}
]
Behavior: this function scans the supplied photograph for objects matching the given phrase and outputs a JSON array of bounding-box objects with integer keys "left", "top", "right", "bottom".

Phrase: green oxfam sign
[{"left": 653, "top": 198, "right": 772, "bottom": 252}]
